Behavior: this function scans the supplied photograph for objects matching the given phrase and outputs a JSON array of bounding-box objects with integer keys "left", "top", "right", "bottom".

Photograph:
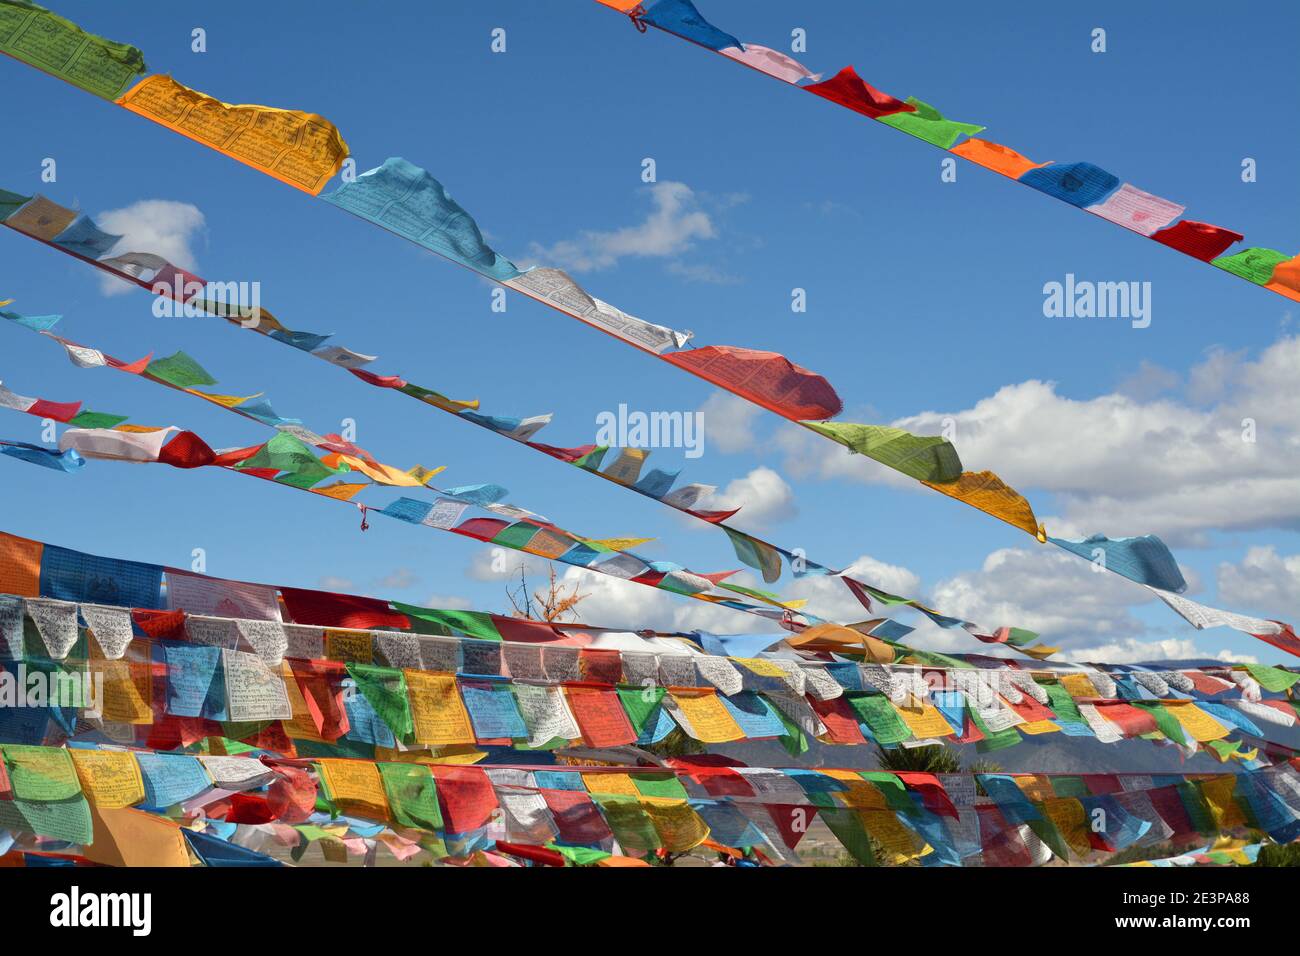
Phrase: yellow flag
[
  {"left": 820, "top": 769, "right": 889, "bottom": 810},
  {"left": 590, "top": 537, "right": 654, "bottom": 551},
  {"left": 859, "top": 809, "right": 930, "bottom": 864},
  {"left": 311, "top": 481, "right": 368, "bottom": 501},
  {"left": 665, "top": 689, "right": 746, "bottom": 743},
  {"left": 405, "top": 670, "right": 475, "bottom": 745},
  {"left": 116, "top": 75, "right": 350, "bottom": 195},
  {"left": 82, "top": 806, "right": 191, "bottom": 867},
  {"left": 1059, "top": 673, "right": 1100, "bottom": 698},
  {"left": 1017, "top": 719, "right": 1061, "bottom": 735},
  {"left": 734, "top": 658, "right": 788, "bottom": 680},
  {"left": 334, "top": 454, "right": 426, "bottom": 487},
  {"left": 923, "top": 470, "right": 1040, "bottom": 537},
  {"left": 324, "top": 628, "right": 373, "bottom": 664},
  {"left": 318, "top": 759, "right": 390, "bottom": 821},
  {"left": 189, "top": 390, "right": 263, "bottom": 408},
  {"left": 94, "top": 657, "right": 154, "bottom": 724},
  {"left": 1014, "top": 774, "right": 1056, "bottom": 802},
  {"left": 642, "top": 800, "right": 711, "bottom": 852},
  {"left": 1167, "top": 702, "right": 1231, "bottom": 742},
  {"left": 892, "top": 698, "right": 955, "bottom": 738},
  {"left": 1200, "top": 775, "right": 1247, "bottom": 830},
  {"left": 70, "top": 749, "right": 146, "bottom": 809},
  {"left": 405, "top": 464, "right": 446, "bottom": 486},
  {"left": 1042, "top": 797, "right": 1093, "bottom": 856},
  {"left": 581, "top": 772, "right": 640, "bottom": 797}
]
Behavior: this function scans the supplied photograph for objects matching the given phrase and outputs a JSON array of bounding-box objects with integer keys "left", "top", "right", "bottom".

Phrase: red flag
[
  {"left": 662, "top": 345, "right": 842, "bottom": 421},
  {"left": 280, "top": 587, "right": 409, "bottom": 631},
  {"left": 1151, "top": 220, "right": 1243, "bottom": 261},
  {"left": 803, "top": 66, "right": 915, "bottom": 119}
]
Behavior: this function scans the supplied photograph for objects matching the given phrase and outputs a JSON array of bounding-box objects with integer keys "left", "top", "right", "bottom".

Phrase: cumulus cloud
[
  {"left": 927, "top": 547, "right": 1153, "bottom": 647},
  {"left": 373, "top": 568, "right": 418, "bottom": 590},
  {"left": 771, "top": 336, "right": 1300, "bottom": 544},
  {"left": 528, "top": 181, "right": 718, "bottom": 273},
  {"left": 465, "top": 547, "right": 549, "bottom": 582},
  {"left": 422, "top": 593, "right": 474, "bottom": 611},
  {"left": 1060, "top": 638, "right": 1257, "bottom": 666},
  {"left": 1216, "top": 547, "right": 1300, "bottom": 621},
  {"left": 697, "top": 466, "right": 796, "bottom": 531},
  {"left": 94, "top": 200, "right": 205, "bottom": 296},
  {"left": 560, "top": 566, "right": 780, "bottom": 636},
  {"left": 699, "top": 391, "right": 762, "bottom": 455},
  {"left": 317, "top": 576, "right": 355, "bottom": 592},
  {"left": 1115, "top": 359, "right": 1180, "bottom": 401},
  {"left": 783, "top": 554, "right": 924, "bottom": 625}
]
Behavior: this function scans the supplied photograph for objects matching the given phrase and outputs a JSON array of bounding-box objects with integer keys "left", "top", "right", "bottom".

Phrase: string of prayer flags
[
  {"left": 0, "top": 186, "right": 1186, "bottom": 654},
  {"left": 72, "top": 425, "right": 815, "bottom": 628},
  {"left": 1147, "top": 587, "right": 1300, "bottom": 659},
  {"left": 0, "top": 360, "right": 834, "bottom": 632},
  {"left": 597, "top": 0, "right": 1300, "bottom": 305},
  {"left": 3, "top": 579, "right": 1300, "bottom": 764}
]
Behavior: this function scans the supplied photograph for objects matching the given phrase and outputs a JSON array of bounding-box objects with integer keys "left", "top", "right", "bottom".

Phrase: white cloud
[
  {"left": 560, "top": 566, "right": 779, "bottom": 636},
  {"left": 771, "top": 335, "right": 1300, "bottom": 544},
  {"left": 465, "top": 547, "right": 549, "bottom": 582},
  {"left": 699, "top": 390, "right": 762, "bottom": 455},
  {"left": 529, "top": 181, "right": 717, "bottom": 273},
  {"left": 1116, "top": 359, "right": 1179, "bottom": 401},
  {"left": 94, "top": 200, "right": 205, "bottom": 296},
  {"left": 1060, "top": 638, "right": 1257, "bottom": 666},
  {"left": 783, "top": 554, "right": 924, "bottom": 625},
  {"left": 422, "top": 593, "right": 473, "bottom": 611},
  {"left": 697, "top": 466, "right": 796, "bottom": 531},
  {"left": 374, "top": 568, "right": 418, "bottom": 590},
  {"left": 665, "top": 260, "right": 740, "bottom": 285},
  {"left": 1216, "top": 546, "right": 1300, "bottom": 621},
  {"left": 317, "top": 575, "right": 355, "bottom": 592},
  {"left": 928, "top": 547, "right": 1152, "bottom": 647}
]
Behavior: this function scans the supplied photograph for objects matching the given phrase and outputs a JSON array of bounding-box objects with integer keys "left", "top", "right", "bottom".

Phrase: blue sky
[{"left": 0, "top": 0, "right": 1296, "bottom": 663}]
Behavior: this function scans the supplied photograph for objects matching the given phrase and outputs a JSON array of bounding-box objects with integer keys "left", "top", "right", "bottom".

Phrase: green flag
[
  {"left": 1212, "top": 247, "right": 1291, "bottom": 285},
  {"left": 0, "top": 1, "right": 147, "bottom": 100},
  {"left": 346, "top": 663, "right": 413, "bottom": 741},
  {"left": 377, "top": 762, "right": 443, "bottom": 832},
  {"left": 146, "top": 350, "right": 218, "bottom": 388},
  {"left": 845, "top": 693, "right": 910, "bottom": 745},
  {"left": 878, "top": 97, "right": 986, "bottom": 149},
  {"left": 801, "top": 420, "right": 963, "bottom": 483},
  {"left": 393, "top": 605, "right": 501, "bottom": 641}
]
